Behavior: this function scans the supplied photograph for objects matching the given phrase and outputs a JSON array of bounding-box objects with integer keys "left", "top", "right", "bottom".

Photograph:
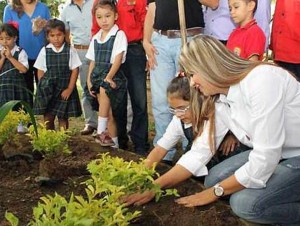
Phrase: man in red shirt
[
  {"left": 92, "top": 0, "right": 149, "bottom": 155},
  {"left": 270, "top": 0, "right": 300, "bottom": 79}
]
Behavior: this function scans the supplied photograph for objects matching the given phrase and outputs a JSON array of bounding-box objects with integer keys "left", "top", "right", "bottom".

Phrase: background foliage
[
  {"left": 40, "top": 0, "right": 66, "bottom": 18},
  {"left": 0, "top": 0, "right": 7, "bottom": 21}
]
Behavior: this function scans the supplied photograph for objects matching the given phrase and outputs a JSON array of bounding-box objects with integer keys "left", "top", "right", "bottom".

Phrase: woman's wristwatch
[{"left": 213, "top": 183, "right": 224, "bottom": 197}]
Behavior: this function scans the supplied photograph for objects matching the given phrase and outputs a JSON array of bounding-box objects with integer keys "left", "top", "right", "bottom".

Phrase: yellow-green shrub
[
  {"left": 0, "top": 110, "right": 30, "bottom": 145},
  {"left": 28, "top": 123, "right": 71, "bottom": 156}
]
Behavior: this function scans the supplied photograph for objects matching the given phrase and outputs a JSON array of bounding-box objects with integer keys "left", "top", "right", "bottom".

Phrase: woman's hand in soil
[
  {"left": 123, "top": 190, "right": 155, "bottom": 206},
  {"left": 219, "top": 134, "right": 239, "bottom": 156},
  {"left": 175, "top": 188, "right": 218, "bottom": 207}
]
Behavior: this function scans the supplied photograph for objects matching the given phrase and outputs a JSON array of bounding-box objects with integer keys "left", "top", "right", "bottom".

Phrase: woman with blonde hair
[{"left": 175, "top": 35, "right": 300, "bottom": 225}]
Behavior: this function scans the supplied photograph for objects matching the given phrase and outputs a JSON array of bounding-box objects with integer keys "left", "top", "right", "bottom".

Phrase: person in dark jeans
[{"left": 120, "top": 42, "right": 149, "bottom": 155}]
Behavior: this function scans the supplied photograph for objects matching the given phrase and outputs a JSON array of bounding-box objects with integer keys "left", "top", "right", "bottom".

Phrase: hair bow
[
  {"left": 177, "top": 71, "right": 186, "bottom": 77},
  {"left": 8, "top": 21, "right": 19, "bottom": 30}
]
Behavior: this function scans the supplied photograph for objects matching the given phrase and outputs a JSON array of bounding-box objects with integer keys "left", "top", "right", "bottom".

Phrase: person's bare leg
[
  {"left": 44, "top": 113, "right": 55, "bottom": 130},
  {"left": 98, "top": 87, "right": 110, "bottom": 118},
  {"left": 58, "top": 118, "right": 68, "bottom": 130}
]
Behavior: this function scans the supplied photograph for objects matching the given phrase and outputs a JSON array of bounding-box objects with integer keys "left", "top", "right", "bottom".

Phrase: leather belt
[
  {"left": 128, "top": 40, "right": 142, "bottom": 46},
  {"left": 74, "top": 44, "right": 89, "bottom": 50},
  {"left": 154, "top": 27, "right": 204, "bottom": 39}
]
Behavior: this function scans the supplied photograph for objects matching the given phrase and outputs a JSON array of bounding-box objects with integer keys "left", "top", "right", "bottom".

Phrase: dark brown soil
[{"left": 0, "top": 133, "right": 244, "bottom": 226}]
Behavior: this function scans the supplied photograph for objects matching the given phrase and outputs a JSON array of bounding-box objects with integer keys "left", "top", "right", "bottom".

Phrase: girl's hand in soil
[
  {"left": 61, "top": 88, "right": 73, "bottom": 100},
  {"left": 175, "top": 188, "right": 218, "bottom": 207},
  {"left": 219, "top": 133, "right": 240, "bottom": 156},
  {"left": 104, "top": 77, "right": 116, "bottom": 89},
  {"left": 123, "top": 190, "right": 155, "bottom": 206}
]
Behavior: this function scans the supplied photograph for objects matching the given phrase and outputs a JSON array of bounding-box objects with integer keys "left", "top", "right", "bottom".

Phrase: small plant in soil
[
  {"left": 85, "top": 153, "right": 179, "bottom": 201},
  {"left": 0, "top": 110, "right": 31, "bottom": 145},
  {"left": 6, "top": 187, "right": 140, "bottom": 226},
  {"left": 0, "top": 100, "right": 38, "bottom": 138},
  {"left": 28, "top": 123, "right": 71, "bottom": 156}
]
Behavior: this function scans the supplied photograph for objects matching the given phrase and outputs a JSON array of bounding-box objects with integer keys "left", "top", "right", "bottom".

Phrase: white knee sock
[{"left": 97, "top": 117, "right": 108, "bottom": 134}]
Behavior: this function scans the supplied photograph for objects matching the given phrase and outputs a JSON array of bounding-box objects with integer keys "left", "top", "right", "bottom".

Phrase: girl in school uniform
[
  {"left": 0, "top": 22, "right": 31, "bottom": 107},
  {"left": 146, "top": 75, "right": 245, "bottom": 168},
  {"left": 34, "top": 19, "right": 82, "bottom": 130},
  {"left": 86, "top": 0, "right": 127, "bottom": 148}
]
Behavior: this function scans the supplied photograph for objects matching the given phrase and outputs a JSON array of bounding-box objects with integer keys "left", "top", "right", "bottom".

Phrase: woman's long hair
[
  {"left": 179, "top": 35, "right": 263, "bottom": 153},
  {"left": 190, "top": 88, "right": 218, "bottom": 153}
]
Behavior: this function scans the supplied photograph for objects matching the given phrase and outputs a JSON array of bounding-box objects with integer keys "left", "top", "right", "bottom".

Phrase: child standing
[
  {"left": 226, "top": 0, "right": 266, "bottom": 61},
  {"left": 86, "top": 0, "right": 127, "bottom": 148},
  {"left": 34, "top": 19, "right": 82, "bottom": 130},
  {"left": 0, "top": 22, "right": 31, "bottom": 107}
]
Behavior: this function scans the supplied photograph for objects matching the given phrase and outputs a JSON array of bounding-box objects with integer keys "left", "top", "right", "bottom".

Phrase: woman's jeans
[{"left": 205, "top": 151, "right": 300, "bottom": 225}]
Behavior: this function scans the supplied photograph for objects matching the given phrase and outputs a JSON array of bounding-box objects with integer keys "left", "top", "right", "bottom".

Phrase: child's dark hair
[
  {"left": 44, "top": 19, "right": 66, "bottom": 36},
  {"left": 167, "top": 76, "right": 190, "bottom": 101},
  {"left": 246, "top": 0, "right": 257, "bottom": 14},
  {"left": 93, "top": 0, "right": 118, "bottom": 15},
  {"left": 0, "top": 23, "right": 19, "bottom": 45}
]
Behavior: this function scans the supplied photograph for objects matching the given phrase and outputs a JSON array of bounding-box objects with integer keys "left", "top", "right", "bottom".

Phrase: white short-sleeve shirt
[
  {"left": 85, "top": 24, "right": 127, "bottom": 63},
  {"left": 157, "top": 116, "right": 192, "bottom": 151},
  {"left": 0, "top": 45, "right": 29, "bottom": 70},
  {"left": 34, "top": 43, "right": 82, "bottom": 72}
]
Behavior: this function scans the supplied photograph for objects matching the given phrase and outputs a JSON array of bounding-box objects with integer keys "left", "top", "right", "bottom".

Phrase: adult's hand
[
  {"left": 143, "top": 41, "right": 158, "bottom": 70},
  {"left": 175, "top": 187, "right": 218, "bottom": 207},
  {"left": 124, "top": 190, "right": 156, "bottom": 206}
]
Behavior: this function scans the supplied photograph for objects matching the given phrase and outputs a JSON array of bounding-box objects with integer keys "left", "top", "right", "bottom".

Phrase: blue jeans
[
  {"left": 205, "top": 151, "right": 300, "bottom": 225},
  {"left": 77, "top": 49, "right": 98, "bottom": 128},
  {"left": 121, "top": 43, "right": 149, "bottom": 155},
  {"left": 150, "top": 32, "right": 183, "bottom": 161}
]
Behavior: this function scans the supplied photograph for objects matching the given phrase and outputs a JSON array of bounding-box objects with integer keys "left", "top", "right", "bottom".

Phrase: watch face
[{"left": 214, "top": 185, "right": 224, "bottom": 197}]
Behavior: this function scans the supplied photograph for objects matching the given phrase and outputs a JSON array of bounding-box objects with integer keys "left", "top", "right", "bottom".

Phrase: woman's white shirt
[
  {"left": 176, "top": 105, "right": 228, "bottom": 177},
  {"left": 217, "top": 65, "right": 300, "bottom": 188}
]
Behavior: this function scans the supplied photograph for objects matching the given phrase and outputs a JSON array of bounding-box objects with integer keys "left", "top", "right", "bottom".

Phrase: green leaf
[{"left": 5, "top": 211, "right": 19, "bottom": 226}]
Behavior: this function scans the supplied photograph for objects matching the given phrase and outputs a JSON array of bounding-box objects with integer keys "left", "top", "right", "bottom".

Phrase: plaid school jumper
[
  {"left": 0, "top": 48, "right": 32, "bottom": 107},
  {"left": 91, "top": 33, "right": 127, "bottom": 110},
  {"left": 89, "top": 32, "right": 127, "bottom": 114},
  {"left": 34, "top": 44, "right": 82, "bottom": 118}
]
